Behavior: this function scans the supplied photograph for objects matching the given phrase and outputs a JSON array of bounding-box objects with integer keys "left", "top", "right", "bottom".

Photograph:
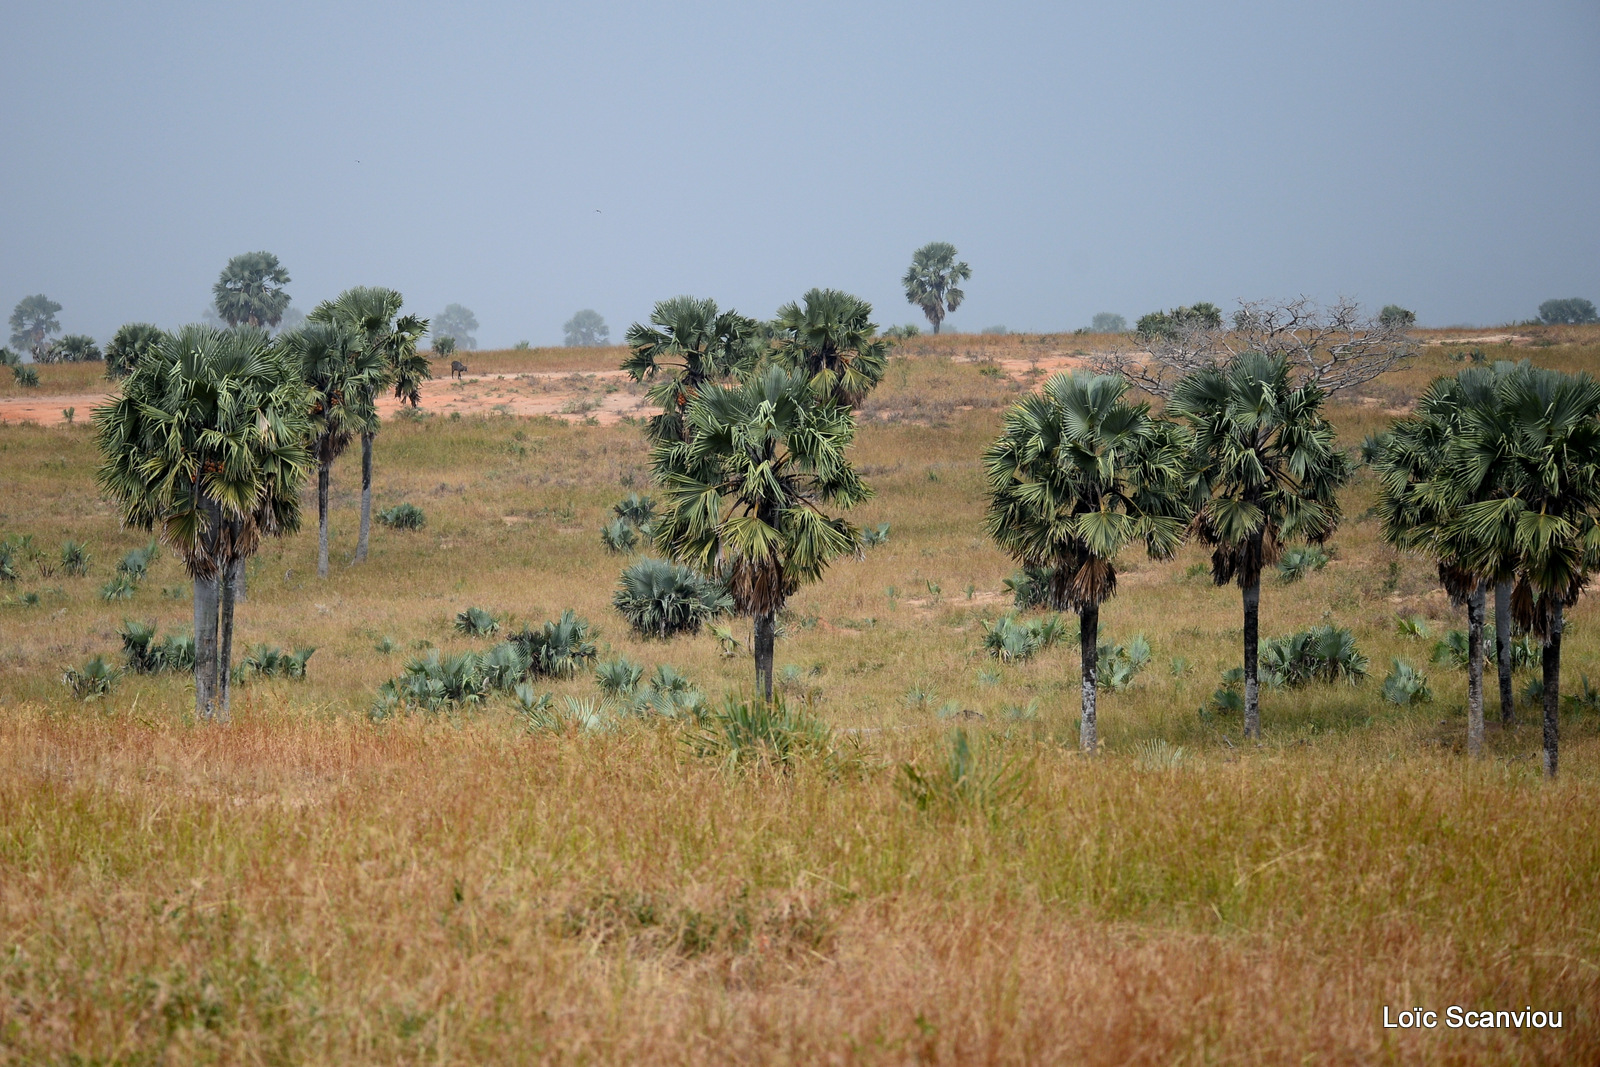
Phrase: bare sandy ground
[{"left": 0, "top": 369, "right": 651, "bottom": 427}]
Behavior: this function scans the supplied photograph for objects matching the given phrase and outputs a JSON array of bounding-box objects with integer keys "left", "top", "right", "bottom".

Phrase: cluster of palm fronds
[
  {"left": 1276, "top": 545, "right": 1331, "bottom": 583},
  {"left": 600, "top": 494, "right": 656, "bottom": 554},
  {"left": 612, "top": 558, "right": 731, "bottom": 639},
  {"left": 980, "top": 614, "right": 1072, "bottom": 663},
  {"left": 62, "top": 655, "right": 118, "bottom": 699},
  {"left": 100, "top": 541, "right": 159, "bottom": 601},
  {"left": 1432, "top": 626, "right": 1540, "bottom": 671},
  {"left": 376, "top": 503, "right": 426, "bottom": 530},
  {"left": 235, "top": 644, "right": 315, "bottom": 681},
  {"left": 1259, "top": 624, "right": 1368, "bottom": 689},
  {"left": 1097, "top": 634, "right": 1152, "bottom": 691},
  {"left": 117, "top": 619, "right": 195, "bottom": 674},
  {"left": 1382, "top": 659, "right": 1433, "bottom": 705},
  {"left": 687, "top": 695, "right": 845, "bottom": 774}
]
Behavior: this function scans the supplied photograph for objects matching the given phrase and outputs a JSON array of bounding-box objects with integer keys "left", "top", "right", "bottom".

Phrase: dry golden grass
[{"left": 2, "top": 328, "right": 1599, "bottom": 1062}]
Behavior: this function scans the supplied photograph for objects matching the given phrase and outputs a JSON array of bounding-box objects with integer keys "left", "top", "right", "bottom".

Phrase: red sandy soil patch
[{"left": 0, "top": 369, "right": 651, "bottom": 427}]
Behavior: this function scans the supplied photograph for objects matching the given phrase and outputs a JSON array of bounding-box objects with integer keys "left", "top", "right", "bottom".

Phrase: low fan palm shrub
[
  {"left": 612, "top": 558, "right": 732, "bottom": 639},
  {"left": 373, "top": 651, "right": 490, "bottom": 715},
  {"left": 599, "top": 518, "right": 639, "bottom": 554},
  {"left": 117, "top": 541, "right": 159, "bottom": 581},
  {"left": 236, "top": 645, "right": 316, "bottom": 680},
  {"left": 62, "top": 655, "right": 118, "bottom": 699},
  {"left": 1001, "top": 566, "right": 1053, "bottom": 611},
  {"left": 898, "top": 728, "right": 1027, "bottom": 820},
  {"left": 1259, "top": 624, "right": 1368, "bottom": 688},
  {"left": 1382, "top": 658, "right": 1433, "bottom": 705},
  {"left": 980, "top": 614, "right": 1071, "bottom": 663},
  {"left": 376, "top": 503, "right": 426, "bottom": 530},
  {"left": 688, "top": 695, "right": 841, "bottom": 774},
  {"left": 860, "top": 522, "right": 891, "bottom": 548},
  {"left": 1097, "top": 634, "right": 1152, "bottom": 691},
  {"left": 99, "top": 574, "right": 137, "bottom": 601},
  {"left": 454, "top": 606, "right": 501, "bottom": 637},
  {"left": 1276, "top": 545, "right": 1331, "bottom": 583},
  {"left": 508, "top": 610, "right": 598, "bottom": 678},
  {"left": 59, "top": 541, "right": 90, "bottom": 577},
  {"left": 12, "top": 365, "right": 39, "bottom": 388}
]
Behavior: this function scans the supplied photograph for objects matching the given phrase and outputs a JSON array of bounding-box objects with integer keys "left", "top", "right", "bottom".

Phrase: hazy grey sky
[{"left": 4, "top": 1, "right": 1597, "bottom": 347}]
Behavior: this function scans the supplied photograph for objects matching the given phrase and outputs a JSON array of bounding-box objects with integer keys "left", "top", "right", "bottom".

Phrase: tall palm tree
[
  {"left": 308, "top": 287, "right": 430, "bottom": 562},
  {"left": 1443, "top": 364, "right": 1600, "bottom": 778},
  {"left": 8, "top": 294, "right": 62, "bottom": 358},
  {"left": 771, "top": 288, "right": 889, "bottom": 408},
  {"left": 902, "top": 242, "right": 971, "bottom": 334},
  {"left": 983, "top": 372, "right": 1190, "bottom": 751},
  {"left": 652, "top": 365, "right": 871, "bottom": 698},
  {"left": 623, "top": 296, "right": 758, "bottom": 443},
  {"left": 213, "top": 252, "right": 292, "bottom": 329},
  {"left": 92, "top": 326, "right": 310, "bottom": 721},
  {"left": 1170, "top": 351, "right": 1351, "bottom": 739},
  {"left": 280, "top": 322, "right": 387, "bottom": 579},
  {"left": 104, "top": 323, "right": 166, "bottom": 380},
  {"left": 1371, "top": 367, "right": 1512, "bottom": 756}
]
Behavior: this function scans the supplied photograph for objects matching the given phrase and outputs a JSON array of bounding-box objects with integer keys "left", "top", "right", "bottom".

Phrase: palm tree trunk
[
  {"left": 1079, "top": 601, "right": 1099, "bottom": 753},
  {"left": 1242, "top": 576, "right": 1261, "bottom": 740},
  {"left": 1466, "top": 584, "right": 1486, "bottom": 758},
  {"left": 1494, "top": 579, "right": 1513, "bottom": 725},
  {"left": 193, "top": 573, "right": 220, "bottom": 721},
  {"left": 1541, "top": 604, "right": 1563, "bottom": 779},
  {"left": 356, "top": 432, "right": 374, "bottom": 563},
  {"left": 317, "top": 460, "right": 331, "bottom": 579},
  {"left": 754, "top": 612, "right": 775, "bottom": 702},
  {"left": 232, "top": 557, "right": 247, "bottom": 603},
  {"left": 218, "top": 558, "right": 237, "bottom": 725}
]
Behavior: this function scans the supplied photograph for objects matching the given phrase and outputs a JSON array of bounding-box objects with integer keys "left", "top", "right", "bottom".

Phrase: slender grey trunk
[
  {"left": 356, "top": 432, "right": 374, "bottom": 563},
  {"left": 193, "top": 574, "right": 220, "bottom": 720},
  {"left": 1466, "top": 584, "right": 1486, "bottom": 758},
  {"left": 1542, "top": 604, "right": 1563, "bottom": 779},
  {"left": 232, "top": 558, "right": 246, "bottom": 602},
  {"left": 218, "top": 558, "right": 237, "bottom": 724},
  {"left": 1079, "top": 601, "right": 1099, "bottom": 753},
  {"left": 1242, "top": 576, "right": 1261, "bottom": 740},
  {"left": 317, "top": 461, "right": 331, "bottom": 579},
  {"left": 1494, "top": 579, "right": 1513, "bottom": 725},
  {"left": 753, "top": 612, "right": 775, "bottom": 701}
]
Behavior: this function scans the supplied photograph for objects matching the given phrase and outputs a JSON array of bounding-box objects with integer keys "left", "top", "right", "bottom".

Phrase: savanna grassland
[{"left": 2, "top": 329, "right": 1599, "bottom": 1064}]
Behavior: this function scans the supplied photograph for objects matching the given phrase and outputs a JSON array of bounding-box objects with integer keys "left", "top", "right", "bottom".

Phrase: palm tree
[
  {"left": 9, "top": 294, "right": 62, "bottom": 358},
  {"left": 104, "top": 323, "right": 166, "bottom": 380},
  {"left": 623, "top": 296, "right": 758, "bottom": 444},
  {"left": 1371, "top": 367, "right": 1513, "bottom": 756},
  {"left": 92, "top": 326, "right": 310, "bottom": 721},
  {"left": 983, "top": 372, "right": 1190, "bottom": 751},
  {"left": 652, "top": 365, "right": 871, "bottom": 698},
  {"left": 213, "top": 252, "right": 292, "bottom": 329},
  {"left": 1170, "top": 351, "right": 1351, "bottom": 739},
  {"left": 1443, "top": 364, "right": 1600, "bottom": 777},
  {"left": 308, "top": 287, "right": 431, "bottom": 562},
  {"left": 902, "top": 242, "right": 971, "bottom": 334},
  {"left": 771, "top": 288, "right": 889, "bottom": 408},
  {"left": 280, "top": 322, "right": 387, "bottom": 579}
]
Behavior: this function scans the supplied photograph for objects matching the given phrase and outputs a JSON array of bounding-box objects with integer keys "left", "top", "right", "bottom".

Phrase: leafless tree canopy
[{"left": 1093, "top": 297, "right": 1415, "bottom": 398}]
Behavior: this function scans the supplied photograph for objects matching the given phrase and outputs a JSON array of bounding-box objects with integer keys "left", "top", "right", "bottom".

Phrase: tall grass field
[{"left": 1, "top": 330, "right": 1597, "bottom": 1063}]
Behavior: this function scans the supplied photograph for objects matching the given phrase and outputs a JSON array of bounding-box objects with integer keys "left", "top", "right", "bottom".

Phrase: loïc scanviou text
[{"left": 1383, "top": 1006, "right": 1563, "bottom": 1029}]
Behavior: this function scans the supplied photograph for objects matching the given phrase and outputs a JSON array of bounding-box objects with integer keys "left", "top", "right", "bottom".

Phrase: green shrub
[
  {"left": 59, "top": 540, "right": 90, "bottom": 576},
  {"left": 117, "top": 619, "right": 163, "bottom": 673},
  {"left": 1002, "top": 566, "right": 1055, "bottom": 610},
  {"left": 12, "top": 365, "right": 39, "bottom": 388},
  {"left": 1382, "top": 658, "right": 1432, "bottom": 705},
  {"left": 860, "top": 522, "right": 891, "bottom": 548},
  {"left": 898, "top": 728, "right": 1027, "bottom": 819},
  {"left": 374, "top": 650, "right": 489, "bottom": 715},
  {"left": 1276, "top": 545, "right": 1330, "bottom": 583},
  {"left": 600, "top": 517, "right": 639, "bottom": 554},
  {"left": 1260, "top": 624, "right": 1367, "bottom": 688},
  {"left": 376, "top": 503, "right": 426, "bottom": 530},
  {"left": 117, "top": 541, "right": 159, "bottom": 580},
  {"left": 612, "top": 558, "right": 732, "bottom": 639},
  {"left": 612, "top": 493, "right": 656, "bottom": 530},
  {"left": 0, "top": 541, "right": 16, "bottom": 583},
  {"left": 688, "top": 696, "right": 840, "bottom": 774},
  {"left": 980, "top": 614, "right": 1071, "bottom": 663},
  {"left": 63, "top": 655, "right": 118, "bottom": 699},
  {"left": 454, "top": 606, "right": 501, "bottom": 636},
  {"left": 1395, "top": 615, "right": 1429, "bottom": 640},
  {"left": 594, "top": 656, "right": 644, "bottom": 697},
  {"left": 99, "top": 574, "right": 138, "bottom": 601},
  {"left": 1098, "top": 634, "right": 1151, "bottom": 691},
  {"left": 236, "top": 644, "right": 316, "bottom": 680},
  {"left": 630, "top": 665, "right": 705, "bottom": 718},
  {"left": 508, "top": 610, "right": 598, "bottom": 678},
  {"left": 479, "top": 641, "right": 529, "bottom": 691}
]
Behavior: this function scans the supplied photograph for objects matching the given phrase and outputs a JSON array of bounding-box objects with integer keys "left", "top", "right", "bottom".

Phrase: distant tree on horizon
[
  {"left": 1379, "top": 305, "right": 1416, "bottom": 328},
  {"left": 1091, "top": 312, "right": 1127, "bottom": 333},
  {"left": 434, "top": 304, "right": 479, "bottom": 349},
  {"left": 564, "top": 309, "right": 610, "bottom": 347},
  {"left": 105, "top": 323, "right": 167, "bottom": 380},
  {"left": 9, "top": 294, "right": 62, "bottom": 359},
  {"left": 902, "top": 242, "right": 971, "bottom": 335},
  {"left": 1135, "top": 302, "right": 1222, "bottom": 341},
  {"left": 1538, "top": 298, "right": 1597, "bottom": 325},
  {"left": 213, "top": 252, "right": 292, "bottom": 329}
]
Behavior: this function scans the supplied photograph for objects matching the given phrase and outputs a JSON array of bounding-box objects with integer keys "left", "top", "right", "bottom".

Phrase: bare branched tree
[{"left": 1093, "top": 296, "right": 1414, "bottom": 398}]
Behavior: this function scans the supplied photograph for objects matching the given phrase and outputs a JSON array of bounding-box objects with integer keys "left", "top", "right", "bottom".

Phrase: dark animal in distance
[{"left": 450, "top": 361, "right": 468, "bottom": 379}]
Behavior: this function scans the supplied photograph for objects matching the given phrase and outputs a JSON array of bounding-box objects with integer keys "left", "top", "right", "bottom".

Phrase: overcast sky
[{"left": 3, "top": 0, "right": 1597, "bottom": 347}]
